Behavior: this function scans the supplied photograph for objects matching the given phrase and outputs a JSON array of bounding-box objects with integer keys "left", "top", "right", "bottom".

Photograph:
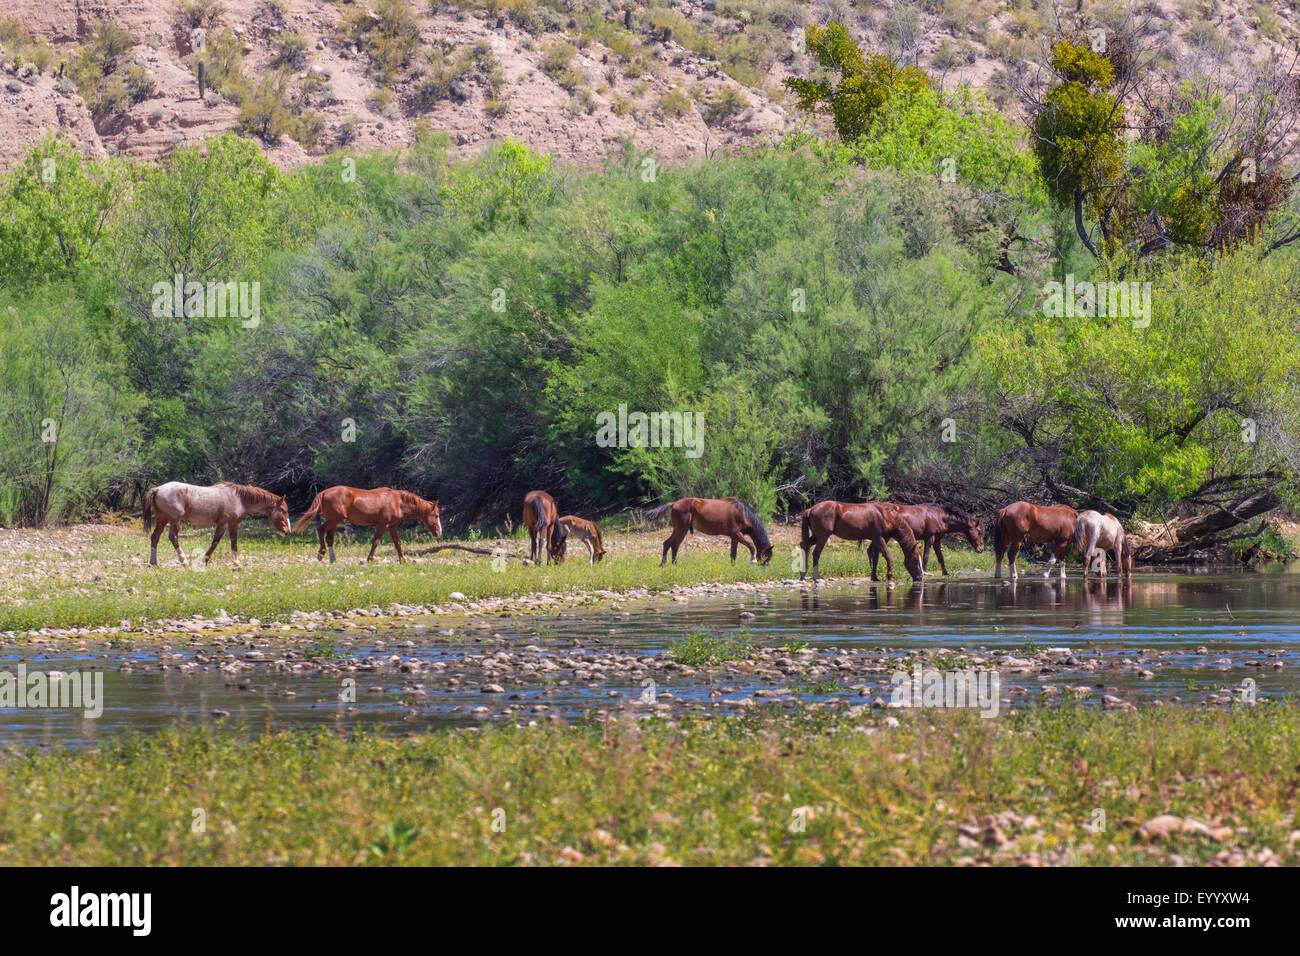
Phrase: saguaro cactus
[{"left": 197, "top": 60, "right": 206, "bottom": 100}]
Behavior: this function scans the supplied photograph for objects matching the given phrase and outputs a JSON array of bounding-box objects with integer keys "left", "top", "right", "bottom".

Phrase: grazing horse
[
  {"left": 143, "top": 481, "right": 290, "bottom": 567},
  {"left": 992, "top": 501, "right": 1078, "bottom": 580},
  {"left": 800, "top": 500, "right": 923, "bottom": 583},
  {"left": 868, "top": 503, "right": 984, "bottom": 577},
  {"left": 1074, "top": 510, "right": 1132, "bottom": 579},
  {"left": 646, "top": 497, "right": 773, "bottom": 566},
  {"left": 293, "top": 486, "right": 441, "bottom": 563},
  {"left": 523, "top": 490, "right": 566, "bottom": 565},
  {"left": 556, "top": 515, "right": 606, "bottom": 565}
]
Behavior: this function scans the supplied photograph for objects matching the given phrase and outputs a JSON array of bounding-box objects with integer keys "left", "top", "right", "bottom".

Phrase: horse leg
[
  {"left": 661, "top": 520, "right": 683, "bottom": 567},
  {"left": 994, "top": 530, "right": 1005, "bottom": 579},
  {"left": 529, "top": 528, "right": 539, "bottom": 564},
  {"left": 934, "top": 538, "right": 949, "bottom": 575},
  {"left": 203, "top": 522, "right": 226, "bottom": 566},
  {"left": 168, "top": 521, "right": 187, "bottom": 567},
  {"left": 920, "top": 536, "right": 933, "bottom": 573},
  {"left": 390, "top": 525, "right": 405, "bottom": 563},
  {"left": 809, "top": 538, "right": 827, "bottom": 581},
  {"left": 1052, "top": 542, "right": 1068, "bottom": 580},
  {"left": 326, "top": 527, "right": 337, "bottom": 563},
  {"left": 730, "top": 535, "right": 739, "bottom": 562},
  {"left": 868, "top": 542, "right": 880, "bottom": 581},
  {"left": 316, "top": 522, "right": 327, "bottom": 561},
  {"left": 1007, "top": 541, "right": 1021, "bottom": 580},
  {"left": 149, "top": 522, "right": 165, "bottom": 566},
  {"left": 873, "top": 534, "right": 896, "bottom": 584},
  {"left": 586, "top": 539, "right": 597, "bottom": 566},
  {"left": 366, "top": 526, "right": 384, "bottom": 563},
  {"left": 229, "top": 521, "right": 241, "bottom": 568}
]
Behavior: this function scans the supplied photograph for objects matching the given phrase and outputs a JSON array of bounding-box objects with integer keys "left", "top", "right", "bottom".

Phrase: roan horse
[
  {"left": 646, "top": 497, "right": 773, "bottom": 566},
  {"left": 1073, "top": 510, "right": 1132, "bottom": 579},
  {"left": 523, "top": 490, "right": 566, "bottom": 565},
  {"left": 992, "top": 501, "right": 1078, "bottom": 580},
  {"left": 800, "top": 500, "right": 923, "bottom": 584},
  {"left": 143, "top": 481, "right": 290, "bottom": 567},
  {"left": 867, "top": 503, "right": 984, "bottom": 577},
  {"left": 293, "top": 486, "right": 442, "bottom": 563}
]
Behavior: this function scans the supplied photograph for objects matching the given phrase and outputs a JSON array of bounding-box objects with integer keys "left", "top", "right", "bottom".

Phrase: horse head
[
  {"left": 422, "top": 499, "right": 443, "bottom": 538},
  {"left": 550, "top": 522, "right": 568, "bottom": 564},
  {"left": 962, "top": 515, "right": 984, "bottom": 553},
  {"left": 904, "top": 544, "right": 924, "bottom": 581},
  {"left": 271, "top": 495, "right": 291, "bottom": 535}
]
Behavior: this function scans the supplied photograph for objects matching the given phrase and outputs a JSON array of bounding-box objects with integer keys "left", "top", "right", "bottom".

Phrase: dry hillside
[{"left": 0, "top": 0, "right": 1298, "bottom": 171}]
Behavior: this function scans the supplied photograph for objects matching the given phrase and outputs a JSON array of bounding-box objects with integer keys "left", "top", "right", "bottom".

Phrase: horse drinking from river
[
  {"left": 1073, "top": 510, "right": 1132, "bottom": 579},
  {"left": 293, "top": 486, "right": 441, "bottom": 563},
  {"left": 992, "top": 501, "right": 1078, "bottom": 580},
  {"left": 143, "top": 481, "right": 290, "bottom": 567},
  {"left": 646, "top": 497, "right": 773, "bottom": 566},
  {"left": 801, "top": 500, "right": 923, "bottom": 584},
  {"left": 867, "top": 503, "right": 984, "bottom": 577}
]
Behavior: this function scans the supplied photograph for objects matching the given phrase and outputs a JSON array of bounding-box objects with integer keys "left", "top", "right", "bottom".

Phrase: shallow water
[{"left": 3, "top": 571, "right": 1299, "bottom": 747}]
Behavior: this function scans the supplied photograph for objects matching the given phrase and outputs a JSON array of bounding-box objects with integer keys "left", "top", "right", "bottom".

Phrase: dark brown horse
[
  {"left": 992, "top": 501, "right": 1078, "bottom": 580},
  {"left": 645, "top": 497, "right": 773, "bottom": 566},
  {"left": 867, "top": 503, "right": 984, "bottom": 577},
  {"left": 523, "top": 490, "right": 566, "bottom": 565},
  {"left": 143, "top": 481, "right": 290, "bottom": 567},
  {"left": 800, "top": 500, "right": 923, "bottom": 583},
  {"left": 292, "top": 486, "right": 442, "bottom": 563}
]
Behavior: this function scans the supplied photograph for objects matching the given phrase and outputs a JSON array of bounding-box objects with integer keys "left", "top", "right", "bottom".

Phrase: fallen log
[
  {"left": 406, "top": 544, "right": 524, "bottom": 559},
  {"left": 1128, "top": 490, "right": 1279, "bottom": 561}
]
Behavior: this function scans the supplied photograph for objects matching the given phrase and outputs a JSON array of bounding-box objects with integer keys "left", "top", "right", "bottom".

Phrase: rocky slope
[{"left": 0, "top": 0, "right": 1296, "bottom": 171}]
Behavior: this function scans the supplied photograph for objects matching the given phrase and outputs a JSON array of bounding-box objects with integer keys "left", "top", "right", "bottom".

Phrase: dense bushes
[{"left": 1, "top": 74, "right": 1298, "bottom": 527}]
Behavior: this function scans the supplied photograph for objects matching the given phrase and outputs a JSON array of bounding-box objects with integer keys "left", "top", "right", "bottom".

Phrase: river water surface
[{"left": 4, "top": 570, "right": 1299, "bottom": 747}]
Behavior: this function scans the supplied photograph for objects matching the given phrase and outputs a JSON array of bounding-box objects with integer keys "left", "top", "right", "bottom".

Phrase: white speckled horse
[
  {"left": 143, "top": 481, "right": 290, "bottom": 567},
  {"left": 1073, "top": 510, "right": 1131, "bottom": 579}
]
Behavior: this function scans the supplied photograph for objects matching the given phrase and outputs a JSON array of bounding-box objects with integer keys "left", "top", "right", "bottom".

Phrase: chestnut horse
[
  {"left": 646, "top": 497, "right": 773, "bottom": 566},
  {"left": 293, "top": 486, "right": 441, "bottom": 563},
  {"left": 867, "top": 503, "right": 984, "bottom": 577},
  {"left": 523, "top": 490, "right": 566, "bottom": 565},
  {"left": 143, "top": 481, "right": 290, "bottom": 567},
  {"left": 557, "top": 515, "right": 606, "bottom": 565},
  {"left": 1074, "top": 510, "right": 1132, "bottom": 579},
  {"left": 992, "top": 501, "right": 1078, "bottom": 580},
  {"left": 800, "top": 500, "right": 923, "bottom": 583}
]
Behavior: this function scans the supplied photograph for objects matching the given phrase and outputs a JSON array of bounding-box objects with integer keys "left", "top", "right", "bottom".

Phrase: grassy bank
[
  {"left": 0, "top": 523, "right": 988, "bottom": 632},
  {"left": 2, "top": 705, "right": 1295, "bottom": 865}
]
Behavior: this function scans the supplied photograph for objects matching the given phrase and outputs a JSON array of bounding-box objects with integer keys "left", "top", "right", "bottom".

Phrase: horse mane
[
  {"left": 938, "top": 503, "right": 975, "bottom": 524},
  {"left": 396, "top": 490, "right": 432, "bottom": 514},
  {"left": 219, "top": 482, "right": 279, "bottom": 509},
  {"left": 734, "top": 499, "right": 771, "bottom": 551}
]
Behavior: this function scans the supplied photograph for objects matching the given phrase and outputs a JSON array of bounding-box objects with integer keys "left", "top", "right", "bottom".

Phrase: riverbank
[
  {"left": 2, "top": 705, "right": 1294, "bottom": 865},
  {"left": 0, "top": 522, "right": 986, "bottom": 637}
]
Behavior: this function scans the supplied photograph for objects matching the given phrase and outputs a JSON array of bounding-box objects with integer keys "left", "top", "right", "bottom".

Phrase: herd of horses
[{"left": 140, "top": 480, "right": 1132, "bottom": 582}]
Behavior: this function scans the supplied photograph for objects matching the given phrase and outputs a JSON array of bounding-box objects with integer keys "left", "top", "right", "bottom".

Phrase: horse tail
[
  {"left": 292, "top": 491, "right": 324, "bottom": 533},
  {"left": 736, "top": 499, "right": 770, "bottom": 552},
  {"left": 142, "top": 487, "right": 156, "bottom": 534},
  {"left": 991, "top": 510, "right": 1002, "bottom": 554},
  {"left": 643, "top": 502, "right": 674, "bottom": 526},
  {"left": 1071, "top": 518, "right": 1087, "bottom": 556},
  {"left": 800, "top": 509, "right": 813, "bottom": 550}
]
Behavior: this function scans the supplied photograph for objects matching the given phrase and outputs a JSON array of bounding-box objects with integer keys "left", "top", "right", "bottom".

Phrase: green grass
[
  {"left": 668, "top": 627, "right": 757, "bottom": 665},
  {"left": 1, "top": 704, "right": 1296, "bottom": 865},
  {"left": 0, "top": 525, "right": 981, "bottom": 632}
]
